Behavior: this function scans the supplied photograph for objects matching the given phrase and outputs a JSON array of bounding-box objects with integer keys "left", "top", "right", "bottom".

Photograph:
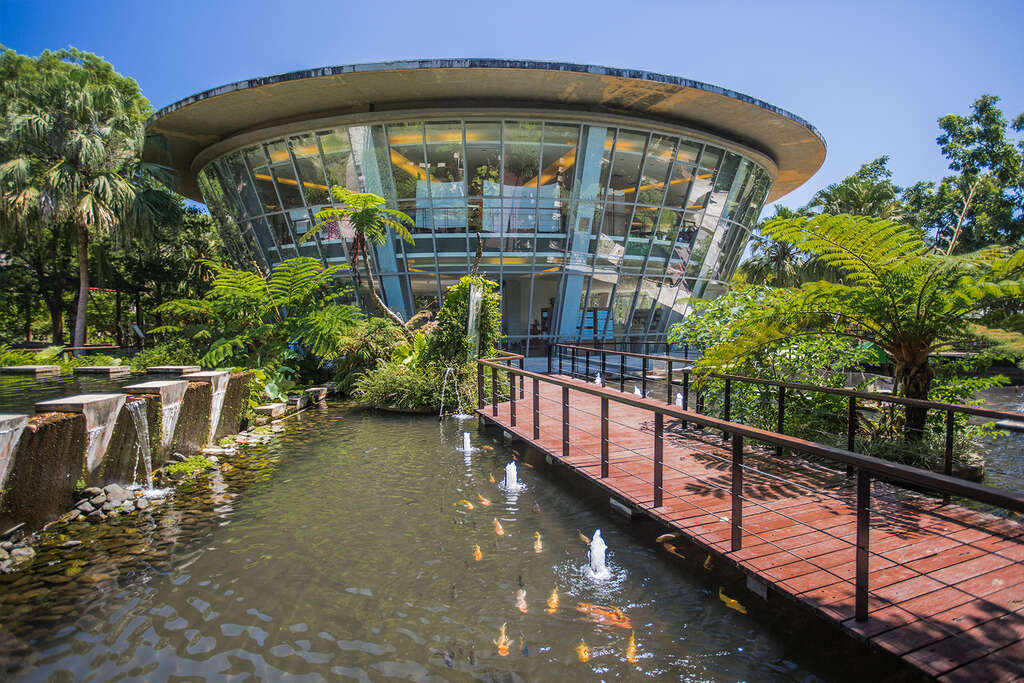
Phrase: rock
[
  {"left": 104, "top": 484, "right": 130, "bottom": 504},
  {"left": 76, "top": 500, "right": 95, "bottom": 514},
  {"left": 207, "top": 456, "right": 219, "bottom": 464},
  {"left": 271, "top": 424, "right": 284, "bottom": 433},
  {"left": 81, "top": 486, "right": 103, "bottom": 498},
  {"left": 9, "top": 547, "right": 35, "bottom": 562},
  {"left": 89, "top": 493, "right": 107, "bottom": 506},
  {"left": 101, "top": 501, "right": 118, "bottom": 513},
  {"left": 171, "top": 452, "right": 187, "bottom": 463},
  {"left": 86, "top": 510, "right": 105, "bottom": 523},
  {"left": 121, "top": 501, "right": 135, "bottom": 513},
  {"left": 135, "top": 498, "right": 150, "bottom": 510},
  {"left": 0, "top": 548, "right": 7, "bottom": 561},
  {"left": 0, "top": 541, "right": 12, "bottom": 550}
]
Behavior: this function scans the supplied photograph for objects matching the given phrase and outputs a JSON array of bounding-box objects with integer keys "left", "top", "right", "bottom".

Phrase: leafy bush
[
  {"left": 424, "top": 276, "right": 502, "bottom": 364},
  {"left": 129, "top": 337, "right": 202, "bottom": 371},
  {"left": 354, "top": 361, "right": 448, "bottom": 412}
]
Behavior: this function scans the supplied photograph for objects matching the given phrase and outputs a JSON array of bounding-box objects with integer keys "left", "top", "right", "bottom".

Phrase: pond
[
  {"left": 0, "top": 375, "right": 138, "bottom": 414},
  {"left": 0, "top": 405, "right": 872, "bottom": 681},
  {"left": 973, "top": 385, "right": 1024, "bottom": 494}
]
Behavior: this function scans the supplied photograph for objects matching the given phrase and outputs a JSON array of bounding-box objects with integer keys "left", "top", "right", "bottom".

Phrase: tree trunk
[
  {"left": 135, "top": 289, "right": 143, "bottom": 348},
  {"left": 23, "top": 292, "right": 33, "bottom": 342},
  {"left": 894, "top": 359, "right": 934, "bottom": 441},
  {"left": 364, "top": 260, "right": 413, "bottom": 342},
  {"left": 73, "top": 225, "right": 89, "bottom": 349},
  {"left": 46, "top": 297, "right": 64, "bottom": 345},
  {"left": 115, "top": 288, "right": 122, "bottom": 346}
]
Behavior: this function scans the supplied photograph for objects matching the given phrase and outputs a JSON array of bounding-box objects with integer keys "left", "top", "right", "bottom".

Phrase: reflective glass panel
[{"left": 605, "top": 130, "right": 646, "bottom": 200}]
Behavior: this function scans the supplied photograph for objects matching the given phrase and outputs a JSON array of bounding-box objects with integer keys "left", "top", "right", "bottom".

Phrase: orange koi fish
[
  {"left": 473, "top": 544, "right": 482, "bottom": 561},
  {"left": 489, "top": 473, "right": 496, "bottom": 483},
  {"left": 577, "top": 530, "right": 591, "bottom": 545},
  {"left": 476, "top": 494, "right": 491, "bottom": 506},
  {"left": 576, "top": 638, "right": 590, "bottom": 662},
  {"left": 516, "top": 588, "right": 528, "bottom": 613},
  {"left": 546, "top": 588, "right": 559, "bottom": 614},
  {"left": 493, "top": 518, "right": 504, "bottom": 536},
  {"left": 718, "top": 587, "right": 747, "bottom": 614},
  {"left": 626, "top": 632, "right": 637, "bottom": 663},
  {"left": 495, "top": 622, "right": 510, "bottom": 656},
  {"left": 533, "top": 531, "right": 543, "bottom": 553},
  {"left": 454, "top": 499, "right": 474, "bottom": 510},
  {"left": 703, "top": 554, "right": 712, "bottom": 570},
  {"left": 576, "top": 602, "right": 632, "bottom": 629},
  {"left": 521, "top": 461, "right": 534, "bottom": 469},
  {"left": 656, "top": 533, "right": 679, "bottom": 543}
]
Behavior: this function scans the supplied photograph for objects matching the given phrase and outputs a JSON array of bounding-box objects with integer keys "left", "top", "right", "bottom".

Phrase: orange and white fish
[
  {"left": 495, "top": 622, "right": 511, "bottom": 656},
  {"left": 577, "top": 530, "right": 591, "bottom": 546},
  {"left": 489, "top": 473, "right": 496, "bottom": 483},
  {"left": 655, "top": 533, "right": 679, "bottom": 543},
  {"left": 719, "top": 587, "right": 747, "bottom": 614},
  {"left": 546, "top": 588, "right": 559, "bottom": 614},
  {"left": 516, "top": 588, "right": 528, "bottom": 613},
  {"left": 576, "top": 602, "right": 632, "bottom": 629},
  {"left": 454, "top": 499, "right": 474, "bottom": 510},
  {"left": 477, "top": 494, "right": 491, "bottom": 506},
  {"left": 626, "top": 632, "right": 637, "bottom": 663},
  {"left": 533, "top": 531, "right": 543, "bottom": 553},
  {"left": 493, "top": 518, "right": 504, "bottom": 536},
  {"left": 473, "top": 544, "right": 482, "bottom": 562},
  {"left": 576, "top": 638, "right": 590, "bottom": 662}
]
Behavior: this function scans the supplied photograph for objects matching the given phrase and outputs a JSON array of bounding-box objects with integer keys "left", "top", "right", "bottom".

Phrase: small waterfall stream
[
  {"left": 126, "top": 401, "right": 153, "bottom": 488},
  {"left": 0, "top": 415, "right": 28, "bottom": 489},
  {"left": 207, "top": 374, "right": 230, "bottom": 443},
  {"left": 161, "top": 383, "right": 188, "bottom": 453},
  {"left": 82, "top": 396, "right": 127, "bottom": 473}
]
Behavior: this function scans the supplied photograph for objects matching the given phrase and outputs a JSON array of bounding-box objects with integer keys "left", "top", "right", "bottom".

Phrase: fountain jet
[
  {"left": 589, "top": 528, "right": 608, "bottom": 577},
  {"left": 504, "top": 461, "right": 518, "bottom": 488}
]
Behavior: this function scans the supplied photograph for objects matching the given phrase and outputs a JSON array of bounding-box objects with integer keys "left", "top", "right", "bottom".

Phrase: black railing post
[
  {"left": 585, "top": 350, "right": 591, "bottom": 381},
  {"left": 619, "top": 354, "right": 626, "bottom": 392},
  {"left": 601, "top": 397, "right": 609, "bottom": 478},
  {"left": 509, "top": 371, "right": 516, "bottom": 427},
  {"left": 558, "top": 344, "right": 563, "bottom": 375},
  {"left": 547, "top": 343, "right": 553, "bottom": 374},
  {"left": 776, "top": 386, "right": 786, "bottom": 458},
  {"left": 601, "top": 351, "right": 607, "bottom": 383},
  {"left": 641, "top": 356, "right": 648, "bottom": 396},
  {"left": 653, "top": 411, "right": 664, "bottom": 507},
  {"left": 683, "top": 342, "right": 689, "bottom": 360},
  {"left": 477, "top": 362, "right": 484, "bottom": 409},
  {"left": 518, "top": 357, "right": 524, "bottom": 399},
  {"left": 491, "top": 365, "right": 498, "bottom": 417},
  {"left": 682, "top": 373, "right": 689, "bottom": 428},
  {"left": 532, "top": 377, "right": 540, "bottom": 440},
  {"left": 855, "top": 470, "right": 871, "bottom": 622},
  {"left": 561, "top": 386, "right": 570, "bottom": 459},
  {"left": 731, "top": 434, "right": 744, "bottom": 552},
  {"left": 847, "top": 395, "right": 857, "bottom": 476},
  {"left": 666, "top": 360, "right": 673, "bottom": 404},
  {"left": 571, "top": 347, "right": 577, "bottom": 379},
  {"left": 723, "top": 378, "right": 732, "bottom": 441}
]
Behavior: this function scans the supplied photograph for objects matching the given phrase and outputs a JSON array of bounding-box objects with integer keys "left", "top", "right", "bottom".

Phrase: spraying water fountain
[
  {"left": 440, "top": 367, "right": 474, "bottom": 420},
  {"left": 675, "top": 392, "right": 684, "bottom": 407},
  {"left": 504, "top": 461, "right": 518, "bottom": 488},
  {"left": 594, "top": 372, "right": 603, "bottom": 386},
  {"left": 588, "top": 528, "right": 610, "bottom": 579}
]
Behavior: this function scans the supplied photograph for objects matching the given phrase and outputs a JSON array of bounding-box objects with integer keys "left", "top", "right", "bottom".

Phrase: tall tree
[{"left": 808, "top": 156, "right": 907, "bottom": 220}]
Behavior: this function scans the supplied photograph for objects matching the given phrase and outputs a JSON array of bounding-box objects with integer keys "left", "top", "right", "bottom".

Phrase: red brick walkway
[{"left": 479, "top": 376, "right": 1024, "bottom": 681}]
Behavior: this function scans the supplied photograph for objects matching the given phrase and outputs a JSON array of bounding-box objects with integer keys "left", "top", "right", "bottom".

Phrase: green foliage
[
  {"left": 128, "top": 337, "right": 201, "bottom": 371},
  {"left": 164, "top": 455, "right": 215, "bottom": 479},
  {"left": 327, "top": 318, "right": 409, "bottom": 392},
  {"left": 424, "top": 276, "right": 502, "bottom": 365},
  {"left": 262, "top": 366, "right": 297, "bottom": 402},
  {"left": 0, "top": 343, "right": 123, "bottom": 373},
  {"left": 354, "top": 357, "right": 489, "bottom": 414}
]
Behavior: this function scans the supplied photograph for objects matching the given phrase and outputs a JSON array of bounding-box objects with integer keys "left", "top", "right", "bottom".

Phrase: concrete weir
[
  {"left": 72, "top": 366, "right": 132, "bottom": 378},
  {"left": 0, "top": 414, "right": 29, "bottom": 490},
  {"left": 124, "top": 380, "right": 189, "bottom": 463},
  {"left": 182, "top": 371, "right": 232, "bottom": 444},
  {"left": 146, "top": 365, "right": 201, "bottom": 376},
  {"left": 35, "top": 394, "right": 127, "bottom": 474},
  {"left": 0, "top": 365, "right": 61, "bottom": 377}
]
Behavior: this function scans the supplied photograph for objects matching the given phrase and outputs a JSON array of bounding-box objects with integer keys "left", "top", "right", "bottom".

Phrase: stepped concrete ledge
[
  {"left": 147, "top": 365, "right": 202, "bottom": 375},
  {"left": 255, "top": 403, "right": 286, "bottom": 417},
  {"left": 35, "top": 393, "right": 128, "bottom": 473},
  {"left": 73, "top": 365, "right": 131, "bottom": 377},
  {"left": 0, "top": 365, "right": 61, "bottom": 377},
  {"left": 181, "top": 370, "right": 230, "bottom": 382},
  {"left": 287, "top": 394, "right": 310, "bottom": 409},
  {"left": 305, "top": 387, "right": 327, "bottom": 403},
  {"left": 124, "top": 379, "right": 189, "bottom": 399},
  {"left": 0, "top": 413, "right": 30, "bottom": 489}
]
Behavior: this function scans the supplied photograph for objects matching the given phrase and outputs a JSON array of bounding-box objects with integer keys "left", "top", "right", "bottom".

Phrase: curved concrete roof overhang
[{"left": 144, "top": 59, "right": 826, "bottom": 203}]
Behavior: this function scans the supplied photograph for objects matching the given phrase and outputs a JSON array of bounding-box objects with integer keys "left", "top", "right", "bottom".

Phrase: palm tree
[
  {"left": 737, "top": 234, "right": 806, "bottom": 287},
  {"left": 309, "top": 187, "right": 415, "bottom": 340},
  {"left": 0, "top": 60, "right": 154, "bottom": 348},
  {"left": 808, "top": 157, "right": 907, "bottom": 221}
]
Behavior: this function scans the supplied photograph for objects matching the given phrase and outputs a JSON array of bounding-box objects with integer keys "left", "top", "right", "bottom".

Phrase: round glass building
[{"left": 145, "top": 59, "right": 825, "bottom": 356}]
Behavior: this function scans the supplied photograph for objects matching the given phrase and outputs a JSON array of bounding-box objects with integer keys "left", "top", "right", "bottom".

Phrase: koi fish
[
  {"left": 577, "top": 530, "right": 591, "bottom": 545},
  {"left": 493, "top": 518, "right": 504, "bottom": 536},
  {"left": 522, "top": 461, "right": 535, "bottom": 469},
  {"left": 481, "top": 445, "right": 494, "bottom": 452},
  {"left": 626, "top": 632, "right": 637, "bottom": 663},
  {"left": 546, "top": 588, "right": 559, "bottom": 613},
  {"left": 477, "top": 494, "right": 491, "bottom": 506},
  {"left": 719, "top": 587, "right": 747, "bottom": 614},
  {"left": 494, "top": 622, "right": 510, "bottom": 656},
  {"left": 454, "top": 499, "right": 474, "bottom": 510},
  {"left": 656, "top": 533, "right": 679, "bottom": 543},
  {"left": 703, "top": 554, "right": 712, "bottom": 571},
  {"left": 576, "top": 602, "right": 632, "bottom": 629},
  {"left": 473, "top": 544, "right": 482, "bottom": 561},
  {"left": 532, "top": 502, "right": 541, "bottom": 513},
  {"left": 516, "top": 588, "right": 528, "bottom": 613},
  {"left": 663, "top": 543, "right": 685, "bottom": 560},
  {"left": 576, "top": 638, "right": 590, "bottom": 662},
  {"left": 519, "top": 632, "right": 529, "bottom": 656},
  {"left": 489, "top": 473, "right": 496, "bottom": 483},
  {"left": 533, "top": 531, "right": 543, "bottom": 553}
]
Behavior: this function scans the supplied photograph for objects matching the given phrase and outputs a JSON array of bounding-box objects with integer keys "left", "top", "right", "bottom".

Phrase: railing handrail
[
  {"left": 554, "top": 343, "right": 1024, "bottom": 423},
  {"left": 479, "top": 354, "right": 1024, "bottom": 514}
]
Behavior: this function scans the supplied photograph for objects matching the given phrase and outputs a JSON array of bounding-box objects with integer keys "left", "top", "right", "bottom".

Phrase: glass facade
[{"left": 198, "top": 117, "right": 772, "bottom": 355}]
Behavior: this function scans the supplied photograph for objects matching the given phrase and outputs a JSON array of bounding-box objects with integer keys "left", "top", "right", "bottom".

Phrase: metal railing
[
  {"left": 552, "top": 343, "right": 1024, "bottom": 481},
  {"left": 476, "top": 351, "right": 1024, "bottom": 622}
]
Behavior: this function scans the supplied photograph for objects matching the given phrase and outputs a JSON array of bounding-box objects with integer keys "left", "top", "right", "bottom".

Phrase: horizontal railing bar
[
  {"left": 478, "top": 357, "right": 1024, "bottom": 513},
  {"left": 554, "top": 343, "right": 1023, "bottom": 422}
]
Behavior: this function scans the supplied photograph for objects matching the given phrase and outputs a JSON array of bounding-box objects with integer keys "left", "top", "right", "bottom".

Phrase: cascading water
[
  {"left": 440, "top": 367, "right": 474, "bottom": 420},
  {"left": 633, "top": 385, "right": 643, "bottom": 397},
  {"left": 126, "top": 401, "right": 153, "bottom": 489},
  {"left": 588, "top": 528, "right": 609, "bottom": 578},
  {"left": 81, "top": 395, "right": 127, "bottom": 474},
  {"left": 0, "top": 415, "right": 28, "bottom": 490},
  {"left": 161, "top": 383, "right": 188, "bottom": 454},
  {"left": 207, "top": 373, "right": 230, "bottom": 442},
  {"left": 675, "top": 392, "right": 684, "bottom": 407}
]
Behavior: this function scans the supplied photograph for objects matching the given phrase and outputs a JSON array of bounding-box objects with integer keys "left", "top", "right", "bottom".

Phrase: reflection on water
[
  {"left": 975, "top": 385, "right": 1024, "bottom": 494},
  {"left": 0, "top": 405, "right": 865, "bottom": 680},
  {"left": 0, "top": 375, "right": 137, "bottom": 414}
]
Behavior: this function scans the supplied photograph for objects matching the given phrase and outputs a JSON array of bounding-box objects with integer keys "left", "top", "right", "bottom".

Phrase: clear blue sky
[{"left": 2, "top": 0, "right": 1022, "bottom": 212}]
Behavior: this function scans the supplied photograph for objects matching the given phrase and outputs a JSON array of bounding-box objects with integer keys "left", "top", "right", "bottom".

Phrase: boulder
[{"left": 9, "top": 546, "right": 35, "bottom": 562}]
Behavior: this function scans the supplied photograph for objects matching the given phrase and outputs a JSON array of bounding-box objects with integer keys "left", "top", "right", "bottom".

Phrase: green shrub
[
  {"left": 129, "top": 337, "right": 202, "bottom": 371},
  {"left": 164, "top": 455, "right": 215, "bottom": 479},
  {"left": 424, "top": 276, "right": 502, "bottom": 364}
]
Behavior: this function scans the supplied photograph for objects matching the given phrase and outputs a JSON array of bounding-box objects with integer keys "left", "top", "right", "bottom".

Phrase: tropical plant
[
  {"left": 424, "top": 275, "right": 502, "bottom": 364},
  {"left": 309, "top": 187, "right": 415, "bottom": 338},
  {"left": 688, "top": 214, "right": 1024, "bottom": 440},
  {"left": 153, "top": 257, "right": 363, "bottom": 371},
  {"left": 808, "top": 156, "right": 908, "bottom": 221}
]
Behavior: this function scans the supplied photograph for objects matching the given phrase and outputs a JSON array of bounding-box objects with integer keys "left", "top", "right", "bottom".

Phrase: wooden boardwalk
[{"left": 479, "top": 376, "right": 1024, "bottom": 681}]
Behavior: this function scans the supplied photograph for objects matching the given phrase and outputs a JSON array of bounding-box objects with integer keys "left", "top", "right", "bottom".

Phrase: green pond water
[{"left": 0, "top": 404, "right": 886, "bottom": 681}]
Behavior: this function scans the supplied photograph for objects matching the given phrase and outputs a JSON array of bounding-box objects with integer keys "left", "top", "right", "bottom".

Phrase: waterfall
[
  {"left": 161, "top": 382, "right": 188, "bottom": 453},
  {"left": 0, "top": 415, "right": 28, "bottom": 490},
  {"left": 82, "top": 395, "right": 127, "bottom": 474},
  {"left": 126, "top": 401, "right": 153, "bottom": 488},
  {"left": 207, "top": 373, "right": 230, "bottom": 443}
]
